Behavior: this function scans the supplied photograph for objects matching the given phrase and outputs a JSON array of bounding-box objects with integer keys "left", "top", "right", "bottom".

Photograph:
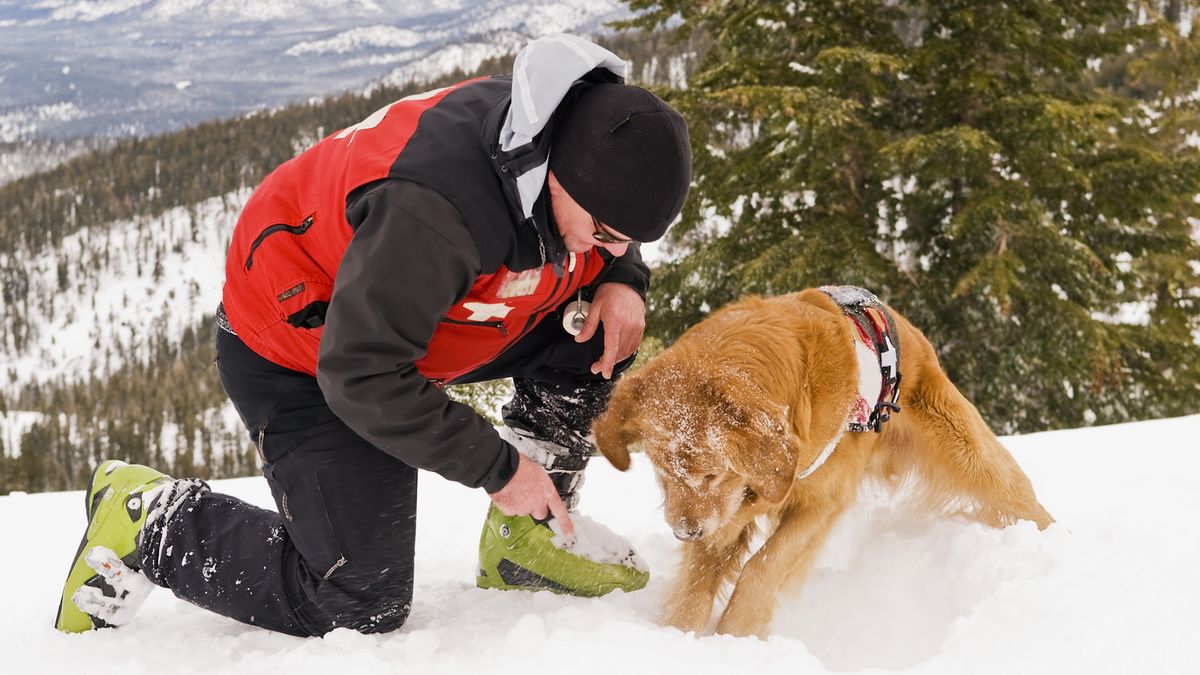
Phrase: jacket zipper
[
  {"left": 442, "top": 317, "right": 509, "bottom": 336},
  {"left": 323, "top": 556, "right": 348, "bottom": 580},
  {"left": 314, "top": 480, "right": 348, "bottom": 579},
  {"left": 255, "top": 426, "right": 267, "bottom": 466},
  {"left": 530, "top": 251, "right": 578, "bottom": 315},
  {"left": 245, "top": 215, "right": 314, "bottom": 271}
]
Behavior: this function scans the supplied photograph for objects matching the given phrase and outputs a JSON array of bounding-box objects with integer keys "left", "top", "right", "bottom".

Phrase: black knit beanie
[{"left": 549, "top": 83, "right": 691, "bottom": 242}]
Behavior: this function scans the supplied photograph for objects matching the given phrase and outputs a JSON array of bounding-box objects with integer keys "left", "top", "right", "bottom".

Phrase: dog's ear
[
  {"left": 727, "top": 400, "right": 803, "bottom": 505},
  {"left": 758, "top": 432, "right": 806, "bottom": 504},
  {"left": 592, "top": 374, "right": 644, "bottom": 472}
]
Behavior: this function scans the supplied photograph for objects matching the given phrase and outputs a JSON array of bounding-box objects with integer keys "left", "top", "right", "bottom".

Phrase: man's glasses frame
[{"left": 591, "top": 215, "right": 635, "bottom": 245}]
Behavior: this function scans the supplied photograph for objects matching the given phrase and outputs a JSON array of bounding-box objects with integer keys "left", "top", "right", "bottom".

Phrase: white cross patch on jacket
[{"left": 462, "top": 302, "right": 514, "bottom": 322}]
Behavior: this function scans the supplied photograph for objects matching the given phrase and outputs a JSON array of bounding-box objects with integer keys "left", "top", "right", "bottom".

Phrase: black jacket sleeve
[
  {"left": 316, "top": 180, "right": 519, "bottom": 493},
  {"left": 594, "top": 243, "right": 651, "bottom": 299}
]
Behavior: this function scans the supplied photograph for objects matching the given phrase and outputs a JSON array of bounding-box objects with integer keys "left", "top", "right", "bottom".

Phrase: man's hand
[
  {"left": 488, "top": 453, "right": 576, "bottom": 537},
  {"left": 575, "top": 282, "right": 646, "bottom": 379}
]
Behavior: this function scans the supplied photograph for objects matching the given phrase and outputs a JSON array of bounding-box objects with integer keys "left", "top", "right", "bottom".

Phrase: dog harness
[
  {"left": 795, "top": 287, "right": 902, "bottom": 482},
  {"left": 820, "top": 286, "right": 902, "bottom": 432}
]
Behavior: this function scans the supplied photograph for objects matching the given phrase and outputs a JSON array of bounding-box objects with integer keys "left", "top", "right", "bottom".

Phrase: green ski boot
[
  {"left": 55, "top": 460, "right": 172, "bottom": 633},
  {"left": 476, "top": 503, "right": 649, "bottom": 597}
]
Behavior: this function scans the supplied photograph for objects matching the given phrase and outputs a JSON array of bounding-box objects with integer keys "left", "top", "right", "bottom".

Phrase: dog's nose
[{"left": 673, "top": 526, "right": 704, "bottom": 541}]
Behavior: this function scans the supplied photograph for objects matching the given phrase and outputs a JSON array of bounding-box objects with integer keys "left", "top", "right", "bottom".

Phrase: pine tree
[{"left": 621, "top": 0, "right": 1200, "bottom": 432}]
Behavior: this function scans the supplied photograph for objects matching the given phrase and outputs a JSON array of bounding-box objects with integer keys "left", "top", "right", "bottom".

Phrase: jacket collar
[
  {"left": 479, "top": 35, "right": 626, "bottom": 274},
  {"left": 497, "top": 34, "right": 627, "bottom": 219}
]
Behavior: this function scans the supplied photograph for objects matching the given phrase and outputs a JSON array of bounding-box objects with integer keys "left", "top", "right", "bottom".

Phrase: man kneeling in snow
[{"left": 55, "top": 34, "right": 691, "bottom": 636}]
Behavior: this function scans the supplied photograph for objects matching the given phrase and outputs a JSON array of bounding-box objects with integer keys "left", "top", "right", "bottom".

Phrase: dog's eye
[{"left": 702, "top": 473, "right": 717, "bottom": 483}]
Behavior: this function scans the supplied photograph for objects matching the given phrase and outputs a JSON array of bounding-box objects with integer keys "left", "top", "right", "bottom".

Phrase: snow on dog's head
[{"left": 594, "top": 349, "right": 799, "bottom": 543}]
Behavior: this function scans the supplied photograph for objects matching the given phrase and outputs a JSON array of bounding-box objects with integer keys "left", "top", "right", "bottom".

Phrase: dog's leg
[
  {"left": 714, "top": 502, "right": 844, "bottom": 639},
  {"left": 663, "top": 527, "right": 753, "bottom": 634},
  {"left": 904, "top": 367, "right": 1054, "bottom": 530}
]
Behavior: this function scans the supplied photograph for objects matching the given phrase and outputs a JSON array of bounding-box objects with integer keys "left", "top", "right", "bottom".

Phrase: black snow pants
[{"left": 138, "top": 304, "right": 632, "bottom": 637}]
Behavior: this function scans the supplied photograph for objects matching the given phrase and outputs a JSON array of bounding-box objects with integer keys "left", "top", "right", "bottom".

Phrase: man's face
[{"left": 547, "top": 171, "right": 634, "bottom": 257}]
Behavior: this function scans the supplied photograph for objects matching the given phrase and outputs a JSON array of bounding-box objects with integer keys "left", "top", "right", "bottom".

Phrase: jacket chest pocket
[
  {"left": 244, "top": 215, "right": 315, "bottom": 271},
  {"left": 240, "top": 213, "right": 333, "bottom": 329}
]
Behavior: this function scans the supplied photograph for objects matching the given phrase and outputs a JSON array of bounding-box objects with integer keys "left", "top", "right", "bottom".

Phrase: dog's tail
[{"left": 884, "top": 315, "right": 1054, "bottom": 530}]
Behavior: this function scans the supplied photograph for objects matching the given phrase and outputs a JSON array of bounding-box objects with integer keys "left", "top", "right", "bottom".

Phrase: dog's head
[{"left": 594, "top": 360, "right": 802, "bottom": 542}]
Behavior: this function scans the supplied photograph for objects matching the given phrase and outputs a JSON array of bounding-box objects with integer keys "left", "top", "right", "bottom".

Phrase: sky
[{"left": 3, "top": 413, "right": 1198, "bottom": 674}]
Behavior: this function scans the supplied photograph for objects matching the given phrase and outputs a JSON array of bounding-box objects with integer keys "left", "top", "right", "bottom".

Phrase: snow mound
[
  {"left": 4, "top": 414, "right": 1199, "bottom": 674},
  {"left": 549, "top": 512, "right": 648, "bottom": 572}
]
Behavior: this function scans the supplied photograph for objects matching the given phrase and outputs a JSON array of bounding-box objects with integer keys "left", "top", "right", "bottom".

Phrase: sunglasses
[{"left": 591, "top": 215, "right": 636, "bottom": 245}]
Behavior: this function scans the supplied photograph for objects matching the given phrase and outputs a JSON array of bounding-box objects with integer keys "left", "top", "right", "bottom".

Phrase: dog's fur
[{"left": 593, "top": 289, "right": 1053, "bottom": 638}]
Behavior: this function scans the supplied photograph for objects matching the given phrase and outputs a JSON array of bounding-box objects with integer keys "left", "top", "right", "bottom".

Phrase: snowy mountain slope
[
  {"left": 1, "top": 190, "right": 245, "bottom": 395},
  {"left": 0, "top": 410, "right": 44, "bottom": 457},
  {"left": 0, "top": 187, "right": 250, "bottom": 466},
  {"left": 3, "top": 414, "right": 1198, "bottom": 674},
  {"left": 0, "top": 0, "right": 628, "bottom": 140},
  {"left": 0, "top": 138, "right": 96, "bottom": 184}
]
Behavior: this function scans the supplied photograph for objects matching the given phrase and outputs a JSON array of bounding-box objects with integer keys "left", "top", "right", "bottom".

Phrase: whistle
[{"left": 562, "top": 300, "right": 591, "bottom": 336}]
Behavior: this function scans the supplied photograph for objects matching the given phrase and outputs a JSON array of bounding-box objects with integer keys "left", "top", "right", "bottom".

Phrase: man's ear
[{"left": 592, "top": 375, "right": 644, "bottom": 472}]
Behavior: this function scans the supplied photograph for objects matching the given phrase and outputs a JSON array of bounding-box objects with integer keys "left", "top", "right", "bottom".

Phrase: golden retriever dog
[{"left": 592, "top": 287, "right": 1053, "bottom": 639}]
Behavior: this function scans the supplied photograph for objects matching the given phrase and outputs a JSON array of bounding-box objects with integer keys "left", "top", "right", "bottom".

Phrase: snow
[
  {"left": 0, "top": 410, "right": 46, "bottom": 457},
  {"left": 1, "top": 103, "right": 85, "bottom": 143},
  {"left": 286, "top": 26, "right": 427, "bottom": 57},
  {"left": 1, "top": 190, "right": 244, "bottom": 395},
  {"left": 0, "top": 138, "right": 96, "bottom": 185},
  {"left": 380, "top": 34, "right": 528, "bottom": 89},
  {"left": 4, "top": 414, "right": 1199, "bottom": 674},
  {"left": 1, "top": 1, "right": 631, "bottom": 140},
  {"left": 325, "top": 1, "right": 628, "bottom": 90},
  {"left": 33, "top": 0, "right": 151, "bottom": 23},
  {"left": 548, "top": 513, "right": 648, "bottom": 570}
]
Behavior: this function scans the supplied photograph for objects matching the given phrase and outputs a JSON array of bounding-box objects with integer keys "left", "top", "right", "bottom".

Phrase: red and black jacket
[{"left": 222, "top": 76, "right": 649, "bottom": 493}]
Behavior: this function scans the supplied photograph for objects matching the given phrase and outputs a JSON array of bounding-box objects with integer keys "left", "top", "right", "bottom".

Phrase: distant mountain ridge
[{"left": 0, "top": 0, "right": 628, "bottom": 141}]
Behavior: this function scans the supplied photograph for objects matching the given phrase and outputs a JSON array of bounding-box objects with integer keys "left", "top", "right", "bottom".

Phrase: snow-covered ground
[{"left": 3, "top": 414, "right": 1198, "bottom": 674}]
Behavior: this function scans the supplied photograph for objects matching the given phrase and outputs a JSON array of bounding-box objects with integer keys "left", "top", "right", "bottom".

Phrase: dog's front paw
[
  {"left": 715, "top": 605, "right": 771, "bottom": 639},
  {"left": 662, "top": 599, "right": 712, "bottom": 635}
]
